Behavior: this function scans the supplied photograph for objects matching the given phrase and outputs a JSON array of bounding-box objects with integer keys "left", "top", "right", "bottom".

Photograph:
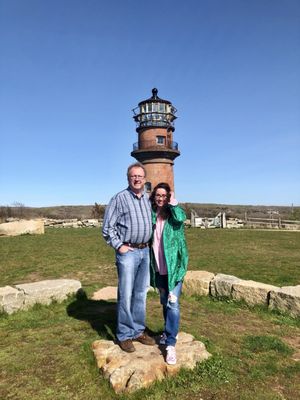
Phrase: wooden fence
[{"left": 244, "top": 216, "right": 300, "bottom": 230}]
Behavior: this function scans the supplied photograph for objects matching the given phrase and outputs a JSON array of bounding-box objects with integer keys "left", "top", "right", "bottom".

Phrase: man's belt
[{"left": 123, "top": 242, "right": 149, "bottom": 249}]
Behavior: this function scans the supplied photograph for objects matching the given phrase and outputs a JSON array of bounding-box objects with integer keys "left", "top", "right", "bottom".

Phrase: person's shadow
[
  {"left": 67, "top": 288, "right": 117, "bottom": 341},
  {"left": 67, "top": 288, "right": 161, "bottom": 343}
]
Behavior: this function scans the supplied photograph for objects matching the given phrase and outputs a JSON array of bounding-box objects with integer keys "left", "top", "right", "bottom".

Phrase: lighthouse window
[
  {"left": 159, "top": 103, "right": 165, "bottom": 112},
  {"left": 146, "top": 103, "right": 152, "bottom": 112},
  {"left": 145, "top": 182, "right": 152, "bottom": 193},
  {"left": 156, "top": 136, "right": 165, "bottom": 145}
]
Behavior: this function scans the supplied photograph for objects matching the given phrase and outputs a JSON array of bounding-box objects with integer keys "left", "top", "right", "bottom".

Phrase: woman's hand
[
  {"left": 169, "top": 191, "right": 175, "bottom": 203},
  {"left": 168, "top": 191, "right": 178, "bottom": 206}
]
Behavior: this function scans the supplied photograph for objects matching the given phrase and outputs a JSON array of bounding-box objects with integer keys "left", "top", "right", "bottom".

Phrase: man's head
[{"left": 127, "top": 162, "right": 146, "bottom": 194}]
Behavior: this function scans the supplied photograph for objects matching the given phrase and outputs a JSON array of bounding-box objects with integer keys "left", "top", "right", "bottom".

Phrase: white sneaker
[
  {"left": 166, "top": 345, "right": 176, "bottom": 365},
  {"left": 159, "top": 332, "right": 167, "bottom": 345}
]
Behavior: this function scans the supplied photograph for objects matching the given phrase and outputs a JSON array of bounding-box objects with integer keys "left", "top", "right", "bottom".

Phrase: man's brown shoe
[
  {"left": 134, "top": 332, "right": 156, "bottom": 346},
  {"left": 118, "top": 339, "right": 135, "bottom": 353}
]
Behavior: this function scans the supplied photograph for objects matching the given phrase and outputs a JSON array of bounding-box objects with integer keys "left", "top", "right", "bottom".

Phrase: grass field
[{"left": 0, "top": 228, "right": 300, "bottom": 399}]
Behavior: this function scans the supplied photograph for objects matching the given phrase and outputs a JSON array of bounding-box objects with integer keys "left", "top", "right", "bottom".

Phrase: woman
[{"left": 149, "top": 182, "right": 188, "bottom": 365}]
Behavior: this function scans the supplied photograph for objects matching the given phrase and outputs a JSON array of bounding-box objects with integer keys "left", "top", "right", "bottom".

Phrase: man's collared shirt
[{"left": 102, "top": 187, "right": 152, "bottom": 250}]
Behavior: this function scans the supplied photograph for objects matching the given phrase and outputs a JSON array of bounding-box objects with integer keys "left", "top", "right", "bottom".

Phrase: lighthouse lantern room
[{"left": 131, "top": 88, "right": 180, "bottom": 192}]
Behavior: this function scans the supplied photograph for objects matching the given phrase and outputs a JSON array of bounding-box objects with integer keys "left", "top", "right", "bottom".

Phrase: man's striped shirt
[{"left": 102, "top": 187, "right": 152, "bottom": 250}]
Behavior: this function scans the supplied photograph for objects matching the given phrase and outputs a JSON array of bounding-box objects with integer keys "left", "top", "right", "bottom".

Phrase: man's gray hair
[{"left": 127, "top": 162, "right": 147, "bottom": 178}]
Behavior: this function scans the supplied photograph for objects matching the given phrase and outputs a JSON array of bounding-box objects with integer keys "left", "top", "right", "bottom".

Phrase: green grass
[
  {"left": 1, "top": 228, "right": 300, "bottom": 399},
  {"left": 186, "top": 228, "right": 300, "bottom": 286},
  {"left": 242, "top": 335, "right": 293, "bottom": 355},
  {"left": 0, "top": 228, "right": 115, "bottom": 289},
  {"left": 1, "top": 228, "right": 299, "bottom": 288}
]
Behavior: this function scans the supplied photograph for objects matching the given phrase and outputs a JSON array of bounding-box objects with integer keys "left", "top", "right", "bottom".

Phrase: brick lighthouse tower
[{"left": 131, "top": 88, "right": 180, "bottom": 192}]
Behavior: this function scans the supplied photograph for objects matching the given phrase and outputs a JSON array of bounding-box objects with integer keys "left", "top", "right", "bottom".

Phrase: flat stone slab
[
  {"left": 0, "top": 286, "right": 25, "bottom": 314},
  {"left": 0, "top": 219, "right": 44, "bottom": 236},
  {"left": 210, "top": 273, "right": 242, "bottom": 298},
  {"left": 182, "top": 270, "right": 215, "bottom": 296},
  {"left": 232, "top": 280, "right": 279, "bottom": 306},
  {"left": 92, "top": 286, "right": 154, "bottom": 301},
  {"left": 15, "top": 279, "right": 81, "bottom": 309},
  {"left": 92, "top": 332, "right": 211, "bottom": 393},
  {"left": 269, "top": 285, "right": 300, "bottom": 318},
  {"left": 92, "top": 286, "right": 118, "bottom": 300}
]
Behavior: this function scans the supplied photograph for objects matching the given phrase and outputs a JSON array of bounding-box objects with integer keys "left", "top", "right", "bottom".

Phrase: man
[{"left": 102, "top": 162, "right": 155, "bottom": 352}]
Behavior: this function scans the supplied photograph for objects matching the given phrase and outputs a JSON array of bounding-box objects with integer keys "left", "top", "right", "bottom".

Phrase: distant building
[{"left": 131, "top": 88, "right": 180, "bottom": 192}]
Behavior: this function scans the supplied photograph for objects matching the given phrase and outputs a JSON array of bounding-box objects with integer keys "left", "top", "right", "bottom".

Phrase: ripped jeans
[{"left": 155, "top": 273, "right": 182, "bottom": 346}]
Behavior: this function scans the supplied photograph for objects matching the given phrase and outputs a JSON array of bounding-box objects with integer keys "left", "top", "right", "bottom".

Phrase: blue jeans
[
  {"left": 116, "top": 247, "right": 150, "bottom": 342},
  {"left": 155, "top": 273, "right": 182, "bottom": 346}
]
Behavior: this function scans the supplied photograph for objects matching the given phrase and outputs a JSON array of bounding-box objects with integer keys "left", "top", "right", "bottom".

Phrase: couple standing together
[{"left": 102, "top": 162, "right": 188, "bottom": 365}]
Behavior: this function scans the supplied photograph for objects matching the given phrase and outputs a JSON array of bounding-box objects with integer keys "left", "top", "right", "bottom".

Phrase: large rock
[
  {"left": 210, "top": 273, "right": 241, "bottom": 298},
  {"left": 0, "top": 286, "right": 25, "bottom": 314},
  {"left": 92, "top": 332, "right": 211, "bottom": 393},
  {"left": 62, "top": 222, "right": 79, "bottom": 228},
  {"left": 92, "top": 286, "right": 118, "bottom": 301},
  {"left": 0, "top": 219, "right": 44, "bottom": 236},
  {"left": 82, "top": 219, "right": 101, "bottom": 227},
  {"left": 182, "top": 270, "right": 215, "bottom": 296},
  {"left": 15, "top": 279, "right": 81, "bottom": 309},
  {"left": 232, "top": 280, "right": 279, "bottom": 306},
  {"left": 269, "top": 285, "right": 300, "bottom": 318},
  {"left": 92, "top": 286, "right": 154, "bottom": 301}
]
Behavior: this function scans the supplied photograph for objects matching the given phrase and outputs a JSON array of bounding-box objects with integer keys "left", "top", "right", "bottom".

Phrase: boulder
[
  {"left": 269, "top": 285, "right": 300, "bottom": 318},
  {"left": 15, "top": 279, "right": 81, "bottom": 309},
  {"left": 62, "top": 222, "right": 77, "bottom": 228},
  {"left": 232, "top": 280, "right": 279, "bottom": 306},
  {"left": 92, "top": 286, "right": 154, "bottom": 301},
  {"left": 92, "top": 332, "right": 211, "bottom": 393},
  {"left": 0, "top": 219, "right": 44, "bottom": 236},
  {"left": 92, "top": 286, "right": 118, "bottom": 301},
  {"left": 5, "top": 217, "right": 20, "bottom": 222},
  {"left": 0, "top": 286, "right": 25, "bottom": 314},
  {"left": 82, "top": 219, "right": 101, "bottom": 227},
  {"left": 182, "top": 270, "right": 215, "bottom": 296},
  {"left": 210, "top": 273, "right": 241, "bottom": 298}
]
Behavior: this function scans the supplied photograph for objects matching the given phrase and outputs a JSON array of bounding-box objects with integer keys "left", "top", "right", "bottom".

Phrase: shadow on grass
[
  {"left": 67, "top": 288, "right": 117, "bottom": 341},
  {"left": 67, "top": 289, "right": 162, "bottom": 344}
]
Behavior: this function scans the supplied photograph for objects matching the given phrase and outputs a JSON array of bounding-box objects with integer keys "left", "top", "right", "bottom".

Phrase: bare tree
[
  {"left": 12, "top": 202, "right": 25, "bottom": 218},
  {"left": 92, "top": 202, "right": 104, "bottom": 219}
]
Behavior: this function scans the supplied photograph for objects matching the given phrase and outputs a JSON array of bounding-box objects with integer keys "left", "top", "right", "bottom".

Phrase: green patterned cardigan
[{"left": 150, "top": 204, "right": 189, "bottom": 291}]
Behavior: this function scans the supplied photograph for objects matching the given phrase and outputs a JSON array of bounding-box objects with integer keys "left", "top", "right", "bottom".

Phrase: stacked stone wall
[{"left": 183, "top": 271, "right": 300, "bottom": 318}]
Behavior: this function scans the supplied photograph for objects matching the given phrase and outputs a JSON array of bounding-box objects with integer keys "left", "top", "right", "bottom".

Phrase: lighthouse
[{"left": 131, "top": 88, "right": 180, "bottom": 192}]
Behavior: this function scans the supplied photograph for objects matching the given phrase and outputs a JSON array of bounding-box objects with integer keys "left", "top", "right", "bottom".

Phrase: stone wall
[
  {"left": 44, "top": 218, "right": 102, "bottom": 228},
  {"left": 1, "top": 273, "right": 299, "bottom": 319},
  {"left": 183, "top": 271, "right": 300, "bottom": 318},
  {"left": 0, "top": 218, "right": 102, "bottom": 234}
]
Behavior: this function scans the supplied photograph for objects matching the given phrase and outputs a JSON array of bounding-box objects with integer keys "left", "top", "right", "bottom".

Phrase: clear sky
[{"left": 1, "top": 0, "right": 299, "bottom": 207}]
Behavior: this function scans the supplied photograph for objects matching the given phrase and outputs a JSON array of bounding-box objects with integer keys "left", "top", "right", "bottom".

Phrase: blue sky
[{"left": 1, "top": 0, "right": 299, "bottom": 207}]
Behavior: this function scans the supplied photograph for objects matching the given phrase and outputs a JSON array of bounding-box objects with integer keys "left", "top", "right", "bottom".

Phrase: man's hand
[{"left": 118, "top": 245, "right": 134, "bottom": 254}]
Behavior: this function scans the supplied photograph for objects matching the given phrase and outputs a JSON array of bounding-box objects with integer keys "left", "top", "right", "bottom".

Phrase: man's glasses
[
  {"left": 155, "top": 194, "right": 167, "bottom": 199},
  {"left": 129, "top": 175, "right": 145, "bottom": 180}
]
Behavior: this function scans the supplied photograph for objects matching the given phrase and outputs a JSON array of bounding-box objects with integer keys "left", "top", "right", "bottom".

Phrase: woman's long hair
[{"left": 149, "top": 182, "right": 171, "bottom": 220}]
